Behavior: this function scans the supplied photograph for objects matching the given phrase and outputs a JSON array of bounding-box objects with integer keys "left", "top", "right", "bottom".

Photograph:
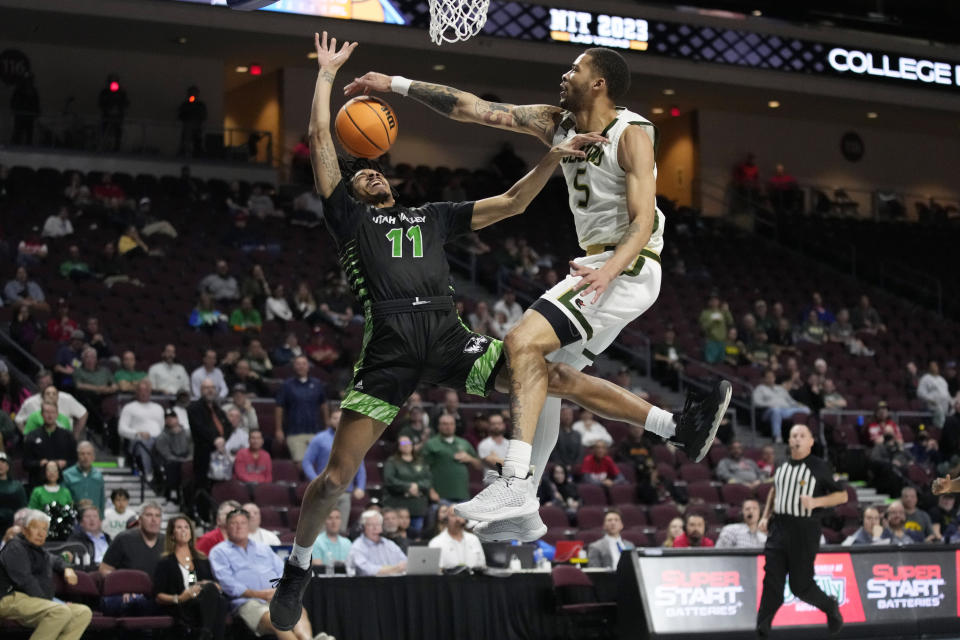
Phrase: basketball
[{"left": 335, "top": 96, "right": 398, "bottom": 159}]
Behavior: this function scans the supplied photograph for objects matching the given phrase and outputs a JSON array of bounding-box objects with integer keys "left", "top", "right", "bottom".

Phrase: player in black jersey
[{"left": 272, "top": 32, "right": 708, "bottom": 630}]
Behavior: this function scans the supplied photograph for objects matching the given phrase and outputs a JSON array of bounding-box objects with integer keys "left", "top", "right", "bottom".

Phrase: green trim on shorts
[
  {"left": 465, "top": 338, "right": 503, "bottom": 397},
  {"left": 556, "top": 285, "right": 594, "bottom": 340},
  {"left": 583, "top": 348, "right": 597, "bottom": 362},
  {"left": 341, "top": 390, "right": 400, "bottom": 424}
]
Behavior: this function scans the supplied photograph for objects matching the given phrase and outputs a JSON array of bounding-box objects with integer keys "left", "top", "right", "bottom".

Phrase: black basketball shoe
[
  {"left": 269, "top": 561, "right": 311, "bottom": 631},
  {"left": 671, "top": 379, "right": 732, "bottom": 462}
]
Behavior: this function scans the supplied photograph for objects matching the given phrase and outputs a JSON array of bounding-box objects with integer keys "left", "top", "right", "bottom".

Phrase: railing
[
  {"left": 3, "top": 111, "right": 273, "bottom": 165},
  {"left": 0, "top": 328, "right": 44, "bottom": 390}
]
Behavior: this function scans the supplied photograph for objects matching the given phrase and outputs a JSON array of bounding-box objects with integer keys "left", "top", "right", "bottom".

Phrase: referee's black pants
[{"left": 756, "top": 515, "right": 835, "bottom": 637}]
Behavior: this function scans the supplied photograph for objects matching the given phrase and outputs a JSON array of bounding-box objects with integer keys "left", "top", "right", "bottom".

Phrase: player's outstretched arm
[
  {"left": 570, "top": 125, "right": 656, "bottom": 303},
  {"left": 345, "top": 72, "right": 562, "bottom": 146},
  {"left": 308, "top": 32, "right": 358, "bottom": 198},
  {"left": 471, "top": 133, "right": 607, "bottom": 230}
]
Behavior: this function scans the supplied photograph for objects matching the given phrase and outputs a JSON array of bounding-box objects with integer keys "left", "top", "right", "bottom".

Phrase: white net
[{"left": 428, "top": 0, "right": 491, "bottom": 45}]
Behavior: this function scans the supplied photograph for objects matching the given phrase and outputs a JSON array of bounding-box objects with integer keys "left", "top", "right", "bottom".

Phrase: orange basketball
[{"left": 335, "top": 96, "right": 398, "bottom": 159}]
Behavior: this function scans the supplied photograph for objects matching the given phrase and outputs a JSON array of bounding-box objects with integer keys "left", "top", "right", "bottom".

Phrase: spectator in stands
[
  {"left": 23, "top": 403, "right": 77, "bottom": 486},
  {"left": 424, "top": 414, "right": 482, "bottom": 502},
  {"left": 722, "top": 327, "right": 747, "bottom": 366},
  {"left": 931, "top": 493, "right": 960, "bottom": 540},
  {"left": 429, "top": 512, "right": 484, "bottom": 569},
  {"left": 881, "top": 501, "right": 915, "bottom": 546},
  {"left": 550, "top": 405, "right": 582, "bottom": 471},
  {"left": 662, "top": 517, "right": 684, "bottom": 548},
  {"left": 221, "top": 384, "right": 258, "bottom": 432},
  {"left": 866, "top": 401, "right": 902, "bottom": 445},
  {"left": 579, "top": 441, "right": 624, "bottom": 487},
  {"left": 467, "top": 301, "right": 494, "bottom": 335},
  {"left": 265, "top": 284, "right": 293, "bottom": 323},
  {"left": 211, "top": 508, "right": 324, "bottom": 639},
  {"left": 148, "top": 344, "right": 191, "bottom": 395},
  {"left": 804, "top": 291, "right": 835, "bottom": 325},
  {"left": 829, "top": 309, "right": 874, "bottom": 356},
  {"left": 110, "top": 350, "right": 145, "bottom": 393},
  {"left": 0, "top": 452, "right": 26, "bottom": 531},
  {"left": 918, "top": 361, "right": 952, "bottom": 427},
  {"left": 59, "top": 245, "right": 93, "bottom": 281},
  {"left": 64, "top": 172, "right": 91, "bottom": 207},
  {"left": 117, "top": 224, "right": 154, "bottom": 260},
  {"left": 102, "top": 488, "right": 134, "bottom": 538},
  {"left": 46, "top": 299, "right": 78, "bottom": 342},
  {"left": 739, "top": 313, "right": 758, "bottom": 346},
  {"left": 311, "top": 508, "right": 351, "bottom": 568},
  {"left": 20, "top": 383, "right": 84, "bottom": 436},
  {"left": 756, "top": 444, "right": 776, "bottom": 478},
  {"left": 4, "top": 266, "right": 48, "bottom": 311},
  {"left": 347, "top": 510, "right": 407, "bottom": 577},
  {"left": 155, "top": 408, "right": 192, "bottom": 500},
  {"left": 382, "top": 436, "right": 431, "bottom": 539},
  {"left": 716, "top": 498, "right": 766, "bottom": 548},
  {"left": 798, "top": 310, "right": 826, "bottom": 345},
  {"left": 945, "top": 361, "right": 959, "bottom": 397},
  {"left": 717, "top": 441, "right": 763, "bottom": 487},
  {"left": 652, "top": 328, "right": 683, "bottom": 391},
  {"left": 9, "top": 304, "right": 43, "bottom": 352},
  {"left": 272, "top": 332, "right": 303, "bottom": 367},
  {"left": 767, "top": 163, "right": 800, "bottom": 214},
  {"left": 190, "top": 350, "right": 229, "bottom": 399},
  {"left": 746, "top": 331, "right": 773, "bottom": 368},
  {"left": 493, "top": 289, "right": 523, "bottom": 328},
  {"left": 794, "top": 374, "right": 823, "bottom": 413},
  {"left": 903, "top": 361, "right": 920, "bottom": 398},
  {"left": 851, "top": 295, "right": 885, "bottom": 334},
  {"left": 291, "top": 189, "right": 324, "bottom": 226},
  {"left": 207, "top": 428, "right": 234, "bottom": 483},
  {"left": 66, "top": 504, "right": 110, "bottom": 566},
  {"left": 247, "top": 184, "right": 281, "bottom": 219},
  {"left": 196, "top": 501, "right": 240, "bottom": 555},
  {"left": 381, "top": 508, "right": 408, "bottom": 553},
  {"left": 118, "top": 379, "right": 164, "bottom": 478},
  {"left": 230, "top": 297, "right": 263, "bottom": 334},
  {"left": 821, "top": 379, "right": 847, "bottom": 410},
  {"left": 304, "top": 328, "right": 339, "bottom": 368},
  {"left": 430, "top": 390, "right": 464, "bottom": 436},
  {"left": 188, "top": 378, "right": 232, "bottom": 492},
  {"left": 226, "top": 360, "right": 268, "bottom": 398},
  {"left": 752, "top": 369, "right": 811, "bottom": 443},
  {"left": 135, "top": 197, "right": 178, "bottom": 239},
  {"left": 398, "top": 404, "right": 430, "bottom": 453},
  {"left": 671, "top": 513, "right": 714, "bottom": 548},
  {"left": 0, "top": 509, "right": 91, "bottom": 639},
  {"left": 199, "top": 259, "right": 240, "bottom": 303},
  {"left": 189, "top": 293, "right": 229, "bottom": 335},
  {"left": 572, "top": 409, "right": 613, "bottom": 448},
  {"left": 699, "top": 293, "right": 733, "bottom": 363},
  {"left": 586, "top": 509, "right": 632, "bottom": 569},
  {"left": 869, "top": 428, "right": 912, "bottom": 496},
  {"left": 0, "top": 364, "right": 25, "bottom": 423},
  {"left": 940, "top": 397, "right": 960, "bottom": 462},
  {"left": 842, "top": 506, "right": 893, "bottom": 546},
  {"left": 41, "top": 205, "right": 74, "bottom": 239},
  {"left": 243, "top": 502, "right": 281, "bottom": 546},
  {"left": 732, "top": 152, "right": 760, "bottom": 205},
  {"left": 539, "top": 464, "right": 579, "bottom": 519},
  {"left": 901, "top": 486, "right": 937, "bottom": 542},
  {"left": 28, "top": 461, "right": 72, "bottom": 510},
  {"left": 154, "top": 514, "right": 227, "bottom": 640},
  {"left": 292, "top": 281, "right": 317, "bottom": 322},
  {"left": 73, "top": 346, "right": 117, "bottom": 407},
  {"left": 302, "top": 408, "right": 365, "bottom": 520},
  {"left": 99, "top": 501, "right": 165, "bottom": 605},
  {"left": 53, "top": 330, "right": 86, "bottom": 389},
  {"left": 233, "top": 429, "right": 272, "bottom": 483},
  {"left": 768, "top": 316, "right": 795, "bottom": 352},
  {"left": 277, "top": 355, "right": 328, "bottom": 462},
  {"left": 478, "top": 413, "right": 509, "bottom": 468},
  {"left": 910, "top": 429, "right": 941, "bottom": 469},
  {"left": 62, "top": 441, "right": 104, "bottom": 515}
]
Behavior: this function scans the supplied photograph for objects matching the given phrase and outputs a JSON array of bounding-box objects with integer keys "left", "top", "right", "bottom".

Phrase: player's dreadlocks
[{"left": 338, "top": 155, "right": 399, "bottom": 201}]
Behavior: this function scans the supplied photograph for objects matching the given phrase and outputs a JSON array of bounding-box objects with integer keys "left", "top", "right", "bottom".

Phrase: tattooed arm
[
  {"left": 345, "top": 72, "right": 563, "bottom": 145},
  {"left": 568, "top": 125, "right": 657, "bottom": 302},
  {"left": 308, "top": 32, "right": 358, "bottom": 198}
]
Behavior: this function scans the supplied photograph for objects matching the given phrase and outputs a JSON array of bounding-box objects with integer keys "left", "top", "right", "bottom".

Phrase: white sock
[
  {"left": 289, "top": 542, "right": 312, "bottom": 569},
  {"left": 503, "top": 440, "right": 532, "bottom": 478},
  {"left": 531, "top": 396, "right": 562, "bottom": 486},
  {"left": 645, "top": 406, "right": 676, "bottom": 439}
]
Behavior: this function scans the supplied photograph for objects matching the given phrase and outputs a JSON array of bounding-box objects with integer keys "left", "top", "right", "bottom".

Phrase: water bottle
[
  {"left": 325, "top": 550, "right": 334, "bottom": 576},
  {"left": 82, "top": 552, "right": 91, "bottom": 567},
  {"left": 509, "top": 554, "right": 522, "bottom": 572}
]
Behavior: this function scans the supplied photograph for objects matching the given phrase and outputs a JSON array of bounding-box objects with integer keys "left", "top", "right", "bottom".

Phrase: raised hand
[
  {"left": 314, "top": 31, "right": 358, "bottom": 72},
  {"left": 344, "top": 71, "right": 392, "bottom": 97},
  {"left": 932, "top": 474, "right": 953, "bottom": 495}
]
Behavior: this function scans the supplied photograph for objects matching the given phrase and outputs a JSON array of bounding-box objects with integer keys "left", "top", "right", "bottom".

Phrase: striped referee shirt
[{"left": 772, "top": 455, "right": 842, "bottom": 518}]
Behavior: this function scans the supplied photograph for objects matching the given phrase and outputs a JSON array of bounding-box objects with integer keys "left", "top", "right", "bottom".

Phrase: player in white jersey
[{"left": 347, "top": 48, "right": 731, "bottom": 536}]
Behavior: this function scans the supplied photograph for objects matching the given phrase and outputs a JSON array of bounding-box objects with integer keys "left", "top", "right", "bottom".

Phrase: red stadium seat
[
  {"left": 252, "top": 482, "right": 294, "bottom": 506},
  {"left": 539, "top": 504, "right": 569, "bottom": 528},
  {"left": 576, "top": 483, "right": 608, "bottom": 506},
  {"left": 618, "top": 504, "right": 648, "bottom": 527},
  {"left": 648, "top": 503, "right": 681, "bottom": 529},
  {"left": 577, "top": 505, "right": 607, "bottom": 529},
  {"left": 687, "top": 481, "right": 720, "bottom": 504},
  {"left": 678, "top": 463, "right": 711, "bottom": 483},
  {"left": 608, "top": 483, "right": 637, "bottom": 506}
]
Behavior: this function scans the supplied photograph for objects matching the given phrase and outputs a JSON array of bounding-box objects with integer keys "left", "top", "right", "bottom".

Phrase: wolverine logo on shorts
[
  {"left": 463, "top": 335, "right": 489, "bottom": 354},
  {"left": 574, "top": 298, "right": 585, "bottom": 309}
]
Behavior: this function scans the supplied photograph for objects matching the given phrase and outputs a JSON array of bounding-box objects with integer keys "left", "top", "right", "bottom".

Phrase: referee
[{"left": 756, "top": 424, "right": 847, "bottom": 638}]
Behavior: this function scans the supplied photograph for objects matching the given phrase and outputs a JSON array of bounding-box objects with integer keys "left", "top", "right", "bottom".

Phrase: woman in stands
[
  {"left": 661, "top": 516, "right": 684, "bottom": 547},
  {"left": 27, "top": 460, "right": 73, "bottom": 510},
  {"left": 154, "top": 514, "right": 228, "bottom": 640},
  {"left": 382, "top": 435, "right": 432, "bottom": 539}
]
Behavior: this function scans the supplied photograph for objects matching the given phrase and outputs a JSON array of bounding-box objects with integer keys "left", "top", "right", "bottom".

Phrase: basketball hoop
[{"left": 428, "top": 0, "right": 491, "bottom": 45}]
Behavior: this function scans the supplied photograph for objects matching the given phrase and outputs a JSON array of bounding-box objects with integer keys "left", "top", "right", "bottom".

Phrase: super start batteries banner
[{"left": 632, "top": 548, "right": 960, "bottom": 634}]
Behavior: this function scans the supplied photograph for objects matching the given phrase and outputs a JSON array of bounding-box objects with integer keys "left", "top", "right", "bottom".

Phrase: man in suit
[
  {"left": 66, "top": 504, "right": 111, "bottom": 566},
  {"left": 587, "top": 508, "right": 633, "bottom": 569}
]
